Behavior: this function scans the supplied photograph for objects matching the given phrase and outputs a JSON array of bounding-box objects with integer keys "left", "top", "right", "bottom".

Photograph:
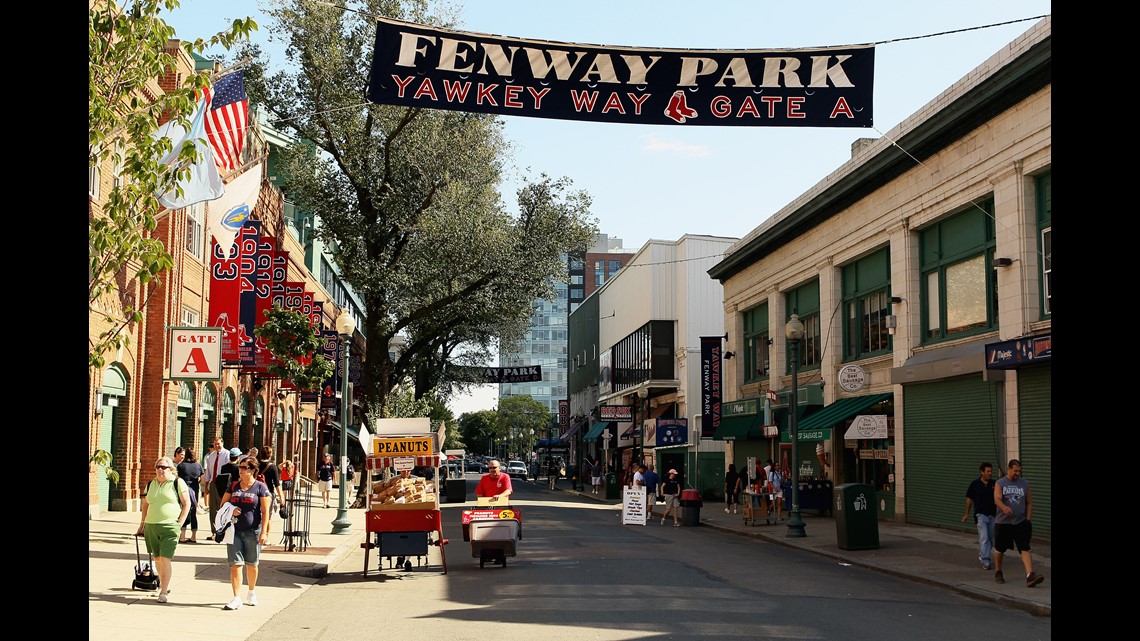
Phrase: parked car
[{"left": 505, "top": 460, "right": 529, "bottom": 480}]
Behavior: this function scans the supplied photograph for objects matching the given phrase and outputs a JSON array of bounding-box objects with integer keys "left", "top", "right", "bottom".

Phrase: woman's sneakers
[
  {"left": 225, "top": 596, "right": 243, "bottom": 610},
  {"left": 157, "top": 591, "right": 169, "bottom": 603}
]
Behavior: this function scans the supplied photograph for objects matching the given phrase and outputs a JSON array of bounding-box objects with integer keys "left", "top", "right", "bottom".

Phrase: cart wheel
[{"left": 404, "top": 560, "right": 412, "bottom": 572}]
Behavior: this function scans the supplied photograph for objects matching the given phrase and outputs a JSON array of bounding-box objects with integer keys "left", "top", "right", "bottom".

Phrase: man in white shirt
[{"left": 203, "top": 438, "right": 231, "bottom": 537}]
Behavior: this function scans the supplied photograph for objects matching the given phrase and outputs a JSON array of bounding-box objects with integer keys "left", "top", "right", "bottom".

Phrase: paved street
[{"left": 89, "top": 476, "right": 1049, "bottom": 641}]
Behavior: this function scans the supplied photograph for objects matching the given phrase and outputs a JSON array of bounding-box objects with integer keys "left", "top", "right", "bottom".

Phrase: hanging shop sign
[
  {"left": 985, "top": 334, "right": 1052, "bottom": 369},
  {"left": 368, "top": 17, "right": 875, "bottom": 128},
  {"left": 837, "top": 364, "right": 867, "bottom": 392},
  {"left": 843, "top": 414, "right": 888, "bottom": 439},
  {"left": 600, "top": 405, "right": 633, "bottom": 421},
  {"left": 168, "top": 327, "right": 223, "bottom": 381}
]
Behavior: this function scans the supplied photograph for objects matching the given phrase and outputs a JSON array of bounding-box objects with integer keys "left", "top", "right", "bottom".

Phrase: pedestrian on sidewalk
[
  {"left": 643, "top": 464, "right": 660, "bottom": 508},
  {"left": 203, "top": 438, "right": 232, "bottom": 537},
  {"left": 317, "top": 453, "right": 335, "bottom": 508},
  {"left": 219, "top": 457, "right": 272, "bottom": 610},
  {"left": 724, "top": 463, "right": 740, "bottom": 514},
  {"left": 176, "top": 447, "right": 204, "bottom": 543},
  {"left": 767, "top": 463, "right": 784, "bottom": 523},
  {"left": 589, "top": 459, "right": 602, "bottom": 495},
  {"left": 993, "top": 459, "right": 1044, "bottom": 587},
  {"left": 136, "top": 456, "right": 191, "bottom": 604},
  {"left": 962, "top": 461, "right": 997, "bottom": 570},
  {"left": 660, "top": 469, "right": 681, "bottom": 526}
]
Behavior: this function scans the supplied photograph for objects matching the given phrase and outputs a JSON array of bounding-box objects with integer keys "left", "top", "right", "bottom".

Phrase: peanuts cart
[{"left": 361, "top": 425, "right": 448, "bottom": 576}]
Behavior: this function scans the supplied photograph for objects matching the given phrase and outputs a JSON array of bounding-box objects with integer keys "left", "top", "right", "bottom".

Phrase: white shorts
[
  {"left": 318, "top": 480, "right": 332, "bottom": 492},
  {"left": 591, "top": 476, "right": 602, "bottom": 485}
]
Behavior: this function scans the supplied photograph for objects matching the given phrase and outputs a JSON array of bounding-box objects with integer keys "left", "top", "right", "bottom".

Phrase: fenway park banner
[
  {"left": 700, "top": 336, "right": 723, "bottom": 438},
  {"left": 368, "top": 17, "right": 874, "bottom": 128},
  {"left": 451, "top": 366, "right": 543, "bottom": 384}
]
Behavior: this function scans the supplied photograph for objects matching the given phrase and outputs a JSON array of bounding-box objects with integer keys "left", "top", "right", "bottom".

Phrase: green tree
[
  {"left": 495, "top": 395, "right": 548, "bottom": 460},
  {"left": 89, "top": 0, "right": 255, "bottom": 371},
  {"left": 242, "top": 0, "right": 596, "bottom": 420},
  {"left": 253, "top": 305, "right": 334, "bottom": 391},
  {"left": 458, "top": 410, "right": 500, "bottom": 457}
]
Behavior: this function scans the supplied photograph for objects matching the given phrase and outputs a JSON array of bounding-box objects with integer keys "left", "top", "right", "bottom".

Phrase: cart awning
[{"left": 795, "top": 393, "right": 892, "bottom": 432}]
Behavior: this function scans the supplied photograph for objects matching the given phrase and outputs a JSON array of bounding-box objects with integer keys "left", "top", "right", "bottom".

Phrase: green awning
[
  {"left": 713, "top": 415, "right": 760, "bottom": 441},
  {"left": 584, "top": 421, "right": 612, "bottom": 440},
  {"left": 795, "top": 393, "right": 893, "bottom": 432}
]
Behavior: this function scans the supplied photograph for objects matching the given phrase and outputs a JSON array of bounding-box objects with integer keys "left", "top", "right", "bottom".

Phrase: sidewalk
[
  {"left": 89, "top": 500, "right": 367, "bottom": 641},
  {"left": 562, "top": 485, "right": 1051, "bottom": 618},
  {"left": 90, "top": 484, "right": 1049, "bottom": 641}
]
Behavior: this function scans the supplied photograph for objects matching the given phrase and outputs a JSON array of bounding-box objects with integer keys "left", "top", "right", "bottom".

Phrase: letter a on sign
[{"left": 168, "top": 327, "right": 224, "bottom": 381}]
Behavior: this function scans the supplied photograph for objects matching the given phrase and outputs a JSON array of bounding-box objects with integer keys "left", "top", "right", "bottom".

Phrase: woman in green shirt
[{"left": 135, "top": 456, "right": 191, "bottom": 603}]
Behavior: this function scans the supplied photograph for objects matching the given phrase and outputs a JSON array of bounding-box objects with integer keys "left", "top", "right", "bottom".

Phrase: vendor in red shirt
[{"left": 475, "top": 460, "right": 513, "bottom": 503}]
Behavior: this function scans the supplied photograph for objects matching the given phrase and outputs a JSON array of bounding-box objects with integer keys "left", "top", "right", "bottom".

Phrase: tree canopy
[
  {"left": 243, "top": 0, "right": 597, "bottom": 418},
  {"left": 88, "top": 0, "right": 255, "bottom": 371}
]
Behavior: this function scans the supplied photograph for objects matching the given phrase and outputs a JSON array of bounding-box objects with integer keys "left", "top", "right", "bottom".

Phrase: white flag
[
  {"left": 153, "top": 97, "right": 225, "bottom": 209},
  {"left": 207, "top": 162, "right": 262, "bottom": 259},
  {"left": 358, "top": 417, "right": 373, "bottom": 458}
]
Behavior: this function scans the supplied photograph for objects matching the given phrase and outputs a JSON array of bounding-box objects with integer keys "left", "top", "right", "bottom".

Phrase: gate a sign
[{"left": 168, "top": 327, "right": 224, "bottom": 381}]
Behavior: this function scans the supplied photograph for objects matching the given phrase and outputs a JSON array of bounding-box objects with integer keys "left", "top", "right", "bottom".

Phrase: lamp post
[
  {"left": 636, "top": 387, "right": 648, "bottom": 467},
  {"left": 331, "top": 308, "right": 356, "bottom": 535},
  {"left": 785, "top": 313, "right": 807, "bottom": 538}
]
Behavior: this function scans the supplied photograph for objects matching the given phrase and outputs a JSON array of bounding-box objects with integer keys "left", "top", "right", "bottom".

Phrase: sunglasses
[
  {"left": 240, "top": 466, "right": 258, "bottom": 471},
  {"left": 155, "top": 465, "right": 171, "bottom": 471}
]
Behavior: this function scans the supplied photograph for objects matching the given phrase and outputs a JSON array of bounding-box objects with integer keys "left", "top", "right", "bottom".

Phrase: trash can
[
  {"left": 834, "top": 483, "right": 879, "bottom": 550},
  {"left": 605, "top": 473, "right": 620, "bottom": 500},
  {"left": 445, "top": 478, "right": 467, "bottom": 503},
  {"left": 680, "top": 489, "right": 702, "bottom": 526}
]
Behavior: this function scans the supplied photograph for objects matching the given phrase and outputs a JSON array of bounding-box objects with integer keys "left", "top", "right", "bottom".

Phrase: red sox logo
[{"left": 664, "top": 90, "right": 698, "bottom": 123}]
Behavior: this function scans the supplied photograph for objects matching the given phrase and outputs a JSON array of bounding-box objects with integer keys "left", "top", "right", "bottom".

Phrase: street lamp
[
  {"left": 785, "top": 313, "right": 807, "bottom": 538},
  {"left": 636, "top": 387, "right": 648, "bottom": 466},
  {"left": 331, "top": 308, "right": 356, "bottom": 535}
]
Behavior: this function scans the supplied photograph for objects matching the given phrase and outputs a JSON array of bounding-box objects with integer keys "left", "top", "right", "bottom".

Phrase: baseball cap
[
  {"left": 668, "top": 469, "right": 678, "bottom": 475},
  {"left": 229, "top": 447, "right": 242, "bottom": 458}
]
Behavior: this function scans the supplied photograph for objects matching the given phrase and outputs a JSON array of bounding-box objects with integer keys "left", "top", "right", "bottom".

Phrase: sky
[{"left": 163, "top": 0, "right": 1052, "bottom": 416}]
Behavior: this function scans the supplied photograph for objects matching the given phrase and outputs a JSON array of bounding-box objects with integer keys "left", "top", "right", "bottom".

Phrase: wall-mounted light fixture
[
  {"left": 993, "top": 257, "right": 1016, "bottom": 268},
  {"left": 724, "top": 351, "right": 735, "bottom": 359},
  {"left": 890, "top": 296, "right": 903, "bottom": 304}
]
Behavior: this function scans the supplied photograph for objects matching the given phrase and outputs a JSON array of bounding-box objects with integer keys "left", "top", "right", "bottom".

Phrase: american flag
[{"left": 202, "top": 71, "right": 249, "bottom": 172}]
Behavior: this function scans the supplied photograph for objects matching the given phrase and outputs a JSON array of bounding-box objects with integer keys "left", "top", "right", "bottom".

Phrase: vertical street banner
[
  {"left": 237, "top": 222, "right": 263, "bottom": 368},
  {"left": 251, "top": 240, "right": 276, "bottom": 373},
  {"left": 700, "top": 336, "right": 723, "bottom": 438},
  {"left": 318, "top": 329, "right": 339, "bottom": 411},
  {"left": 558, "top": 399, "right": 569, "bottom": 438},
  {"left": 209, "top": 232, "right": 244, "bottom": 365},
  {"left": 368, "top": 17, "right": 874, "bottom": 128}
]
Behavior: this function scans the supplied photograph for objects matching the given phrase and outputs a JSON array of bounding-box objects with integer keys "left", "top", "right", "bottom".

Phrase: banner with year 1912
[{"left": 368, "top": 17, "right": 874, "bottom": 128}]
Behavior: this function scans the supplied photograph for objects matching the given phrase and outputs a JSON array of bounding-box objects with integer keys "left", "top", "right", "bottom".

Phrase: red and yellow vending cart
[{"left": 361, "top": 431, "right": 448, "bottom": 575}]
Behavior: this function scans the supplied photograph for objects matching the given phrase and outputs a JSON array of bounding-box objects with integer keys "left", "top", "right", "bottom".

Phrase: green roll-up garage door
[
  {"left": 1017, "top": 364, "right": 1051, "bottom": 543},
  {"left": 903, "top": 375, "right": 1003, "bottom": 530}
]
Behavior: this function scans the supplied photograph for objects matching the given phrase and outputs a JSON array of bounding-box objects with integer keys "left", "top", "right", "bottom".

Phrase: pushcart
[
  {"left": 461, "top": 498, "right": 523, "bottom": 568},
  {"left": 361, "top": 428, "right": 449, "bottom": 576},
  {"left": 742, "top": 487, "right": 779, "bottom": 526}
]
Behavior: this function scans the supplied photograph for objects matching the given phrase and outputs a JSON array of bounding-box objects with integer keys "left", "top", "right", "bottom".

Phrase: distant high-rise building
[{"left": 499, "top": 233, "right": 635, "bottom": 433}]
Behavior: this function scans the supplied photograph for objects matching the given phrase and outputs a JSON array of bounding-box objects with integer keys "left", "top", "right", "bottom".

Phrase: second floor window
[
  {"left": 842, "top": 247, "right": 892, "bottom": 361},
  {"left": 786, "top": 280, "right": 821, "bottom": 371},
  {"left": 743, "top": 303, "right": 770, "bottom": 382},
  {"left": 920, "top": 199, "right": 997, "bottom": 342},
  {"left": 185, "top": 202, "right": 204, "bottom": 260}
]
